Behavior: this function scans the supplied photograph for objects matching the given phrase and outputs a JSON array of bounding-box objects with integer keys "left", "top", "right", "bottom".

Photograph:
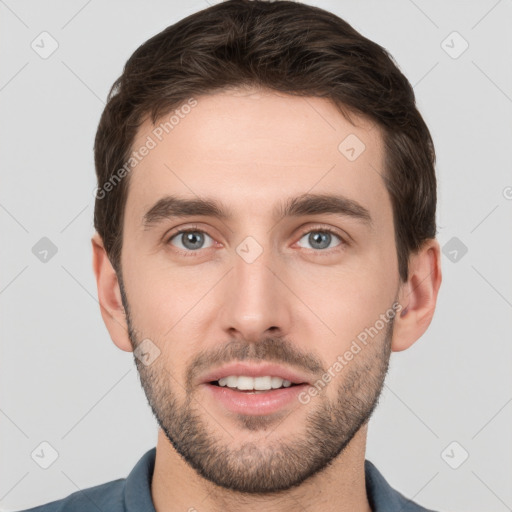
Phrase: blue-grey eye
[
  {"left": 169, "top": 230, "right": 214, "bottom": 251},
  {"left": 297, "top": 230, "right": 342, "bottom": 250}
]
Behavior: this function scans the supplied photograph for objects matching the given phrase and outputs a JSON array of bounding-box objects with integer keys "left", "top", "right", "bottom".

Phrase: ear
[
  {"left": 91, "top": 232, "right": 133, "bottom": 352},
  {"left": 391, "top": 238, "right": 442, "bottom": 352}
]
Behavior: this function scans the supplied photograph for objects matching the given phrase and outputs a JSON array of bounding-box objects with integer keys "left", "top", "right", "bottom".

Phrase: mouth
[
  {"left": 208, "top": 375, "right": 304, "bottom": 393},
  {"left": 199, "top": 362, "right": 311, "bottom": 388},
  {"left": 199, "top": 363, "right": 312, "bottom": 416}
]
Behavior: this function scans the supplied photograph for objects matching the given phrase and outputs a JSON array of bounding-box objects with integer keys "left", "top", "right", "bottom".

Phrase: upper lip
[{"left": 199, "top": 362, "right": 312, "bottom": 385}]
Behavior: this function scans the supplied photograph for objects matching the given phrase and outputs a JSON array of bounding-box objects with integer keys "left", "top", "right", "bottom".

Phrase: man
[{"left": 19, "top": 0, "right": 442, "bottom": 510}]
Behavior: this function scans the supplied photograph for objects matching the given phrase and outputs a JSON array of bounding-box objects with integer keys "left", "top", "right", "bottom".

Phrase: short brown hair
[{"left": 94, "top": 0, "right": 436, "bottom": 282}]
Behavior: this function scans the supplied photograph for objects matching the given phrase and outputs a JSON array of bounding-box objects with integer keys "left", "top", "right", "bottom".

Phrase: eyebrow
[{"left": 142, "top": 193, "right": 373, "bottom": 230}]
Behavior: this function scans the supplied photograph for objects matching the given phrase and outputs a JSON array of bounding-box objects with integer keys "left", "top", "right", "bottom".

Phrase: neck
[{"left": 151, "top": 425, "right": 372, "bottom": 512}]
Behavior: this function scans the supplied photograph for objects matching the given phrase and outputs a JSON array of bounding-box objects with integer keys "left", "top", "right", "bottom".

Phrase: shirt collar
[{"left": 124, "top": 447, "right": 157, "bottom": 512}]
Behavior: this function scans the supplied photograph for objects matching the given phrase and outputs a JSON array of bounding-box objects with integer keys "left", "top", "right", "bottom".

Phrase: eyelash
[{"left": 165, "top": 225, "right": 348, "bottom": 257}]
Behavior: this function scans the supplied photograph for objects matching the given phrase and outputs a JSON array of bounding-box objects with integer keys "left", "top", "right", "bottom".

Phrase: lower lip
[{"left": 203, "top": 383, "right": 309, "bottom": 415}]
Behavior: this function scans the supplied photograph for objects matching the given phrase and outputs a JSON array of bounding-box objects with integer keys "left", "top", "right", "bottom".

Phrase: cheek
[
  {"left": 122, "top": 255, "right": 221, "bottom": 368},
  {"left": 122, "top": 251, "right": 191, "bottom": 334},
  {"left": 292, "top": 259, "right": 396, "bottom": 362},
  {"left": 124, "top": 264, "right": 207, "bottom": 390}
]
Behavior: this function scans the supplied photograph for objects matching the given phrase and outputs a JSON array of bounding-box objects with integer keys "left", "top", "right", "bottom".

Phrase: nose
[{"left": 218, "top": 243, "right": 292, "bottom": 343}]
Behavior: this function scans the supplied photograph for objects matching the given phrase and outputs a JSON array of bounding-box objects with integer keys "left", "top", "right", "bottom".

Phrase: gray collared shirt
[{"left": 17, "top": 448, "right": 439, "bottom": 511}]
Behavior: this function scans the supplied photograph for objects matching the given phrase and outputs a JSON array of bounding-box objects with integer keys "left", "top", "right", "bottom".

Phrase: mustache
[{"left": 186, "top": 336, "right": 326, "bottom": 391}]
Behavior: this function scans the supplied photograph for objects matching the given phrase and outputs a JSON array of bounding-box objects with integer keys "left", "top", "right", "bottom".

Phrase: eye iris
[
  {"left": 182, "top": 232, "right": 204, "bottom": 250},
  {"left": 309, "top": 232, "right": 331, "bottom": 250}
]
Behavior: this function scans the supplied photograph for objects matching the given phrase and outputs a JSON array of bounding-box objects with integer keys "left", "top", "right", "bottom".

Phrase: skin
[{"left": 92, "top": 87, "right": 442, "bottom": 512}]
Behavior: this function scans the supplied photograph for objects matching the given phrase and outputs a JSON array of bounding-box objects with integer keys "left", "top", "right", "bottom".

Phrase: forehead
[{"left": 125, "top": 88, "right": 390, "bottom": 228}]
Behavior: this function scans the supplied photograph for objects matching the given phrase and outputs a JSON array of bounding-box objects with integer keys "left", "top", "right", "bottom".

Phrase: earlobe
[
  {"left": 91, "top": 233, "right": 133, "bottom": 352},
  {"left": 391, "top": 239, "right": 442, "bottom": 352}
]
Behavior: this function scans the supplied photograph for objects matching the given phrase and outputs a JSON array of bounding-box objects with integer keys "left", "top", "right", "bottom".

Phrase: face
[{"left": 118, "top": 88, "right": 401, "bottom": 493}]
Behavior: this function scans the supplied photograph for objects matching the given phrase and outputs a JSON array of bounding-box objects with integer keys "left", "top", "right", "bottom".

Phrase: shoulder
[
  {"left": 13, "top": 447, "right": 157, "bottom": 512},
  {"left": 13, "top": 478, "right": 126, "bottom": 512},
  {"left": 365, "top": 460, "right": 440, "bottom": 512}
]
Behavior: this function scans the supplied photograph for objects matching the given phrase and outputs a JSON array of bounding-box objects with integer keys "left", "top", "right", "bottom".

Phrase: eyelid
[{"left": 296, "top": 223, "right": 347, "bottom": 240}]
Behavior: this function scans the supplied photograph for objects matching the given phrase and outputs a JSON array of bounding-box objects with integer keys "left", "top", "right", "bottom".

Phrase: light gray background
[{"left": 1, "top": 1, "right": 511, "bottom": 511}]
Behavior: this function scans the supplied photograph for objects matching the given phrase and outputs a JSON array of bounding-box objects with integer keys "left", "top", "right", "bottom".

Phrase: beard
[{"left": 118, "top": 275, "right": 394, "bottom": 494}]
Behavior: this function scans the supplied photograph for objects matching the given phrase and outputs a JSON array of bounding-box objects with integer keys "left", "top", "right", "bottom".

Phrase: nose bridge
[{"left": 221, "top": 236, "right": 289, "bottom": 339}]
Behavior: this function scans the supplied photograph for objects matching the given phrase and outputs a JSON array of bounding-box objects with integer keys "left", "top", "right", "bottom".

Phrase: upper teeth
[{"left": 217, "top": 376, "right": 293, "bottom": 390}]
